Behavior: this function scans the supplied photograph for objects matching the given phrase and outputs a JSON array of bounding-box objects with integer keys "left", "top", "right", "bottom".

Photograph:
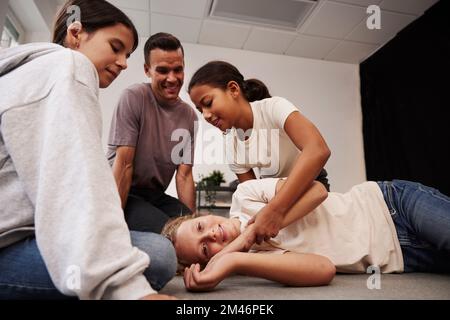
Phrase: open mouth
[
  {"left": 165, "top": 87, "right": 178, "bottom": 93},
  {"left": 163, "top": 83, "right": 180, "bottom": 95}
]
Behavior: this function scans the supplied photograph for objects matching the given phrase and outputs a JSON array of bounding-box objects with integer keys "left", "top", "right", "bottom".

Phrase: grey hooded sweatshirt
[{"left": 0, "top": 43, "right": 156, "bottom": 299}]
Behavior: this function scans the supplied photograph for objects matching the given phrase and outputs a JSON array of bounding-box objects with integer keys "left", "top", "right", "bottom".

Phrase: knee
[
  {"left": 130, "top": 231, "right": 177, "bottom": 291},
  {"left": 144, "top": 236, "right": 177, "bottom": 291}
]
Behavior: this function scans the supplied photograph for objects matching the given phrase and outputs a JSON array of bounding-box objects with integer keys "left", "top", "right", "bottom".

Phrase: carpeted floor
[{"left": 160, "top": 273, "right": 450, "bottom": 300}]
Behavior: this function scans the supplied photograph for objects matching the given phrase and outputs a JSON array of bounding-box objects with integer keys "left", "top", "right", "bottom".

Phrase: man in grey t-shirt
[{"left": 107, "top": 33, "right": 198, "bottom": 233}]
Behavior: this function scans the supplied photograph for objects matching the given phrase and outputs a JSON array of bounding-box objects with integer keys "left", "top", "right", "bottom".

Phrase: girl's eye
[
  {"left": 111, "top": 44, "right": 119, "bottom": 53},
  {"left": 204, "top": 101, "right": 212, "bottom": 107},
  {"left": 202, "top": 243, "right": 208, "bottom": 257}
]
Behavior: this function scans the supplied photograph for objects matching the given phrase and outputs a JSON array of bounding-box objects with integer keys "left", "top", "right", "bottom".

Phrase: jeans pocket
[{"left": 385, "top": 182, "right": 397, "bottom": 216}]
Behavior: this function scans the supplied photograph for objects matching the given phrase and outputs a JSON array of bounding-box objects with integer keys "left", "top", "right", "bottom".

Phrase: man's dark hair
[{"left": 144, "top": 32, "right": 184, "bottom": 65}]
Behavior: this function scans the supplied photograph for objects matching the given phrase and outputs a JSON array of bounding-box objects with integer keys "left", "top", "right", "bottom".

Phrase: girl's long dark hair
[
  {"left": 53, "top": 0, "right": 139, "bottom": 52},
  {"left": 188, "top": 61, "right": 271, "bottom": 102}
]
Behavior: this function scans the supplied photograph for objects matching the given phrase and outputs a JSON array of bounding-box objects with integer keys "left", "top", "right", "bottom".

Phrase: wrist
[
  {"left": 230, "top": 252, "right": 249, "bottom": 275},
  {"left": 263, "top": 202, "right": 286, "bottom": 216},
  {"left": 228, "top": 252, "right": 243, "bottom": 272}
]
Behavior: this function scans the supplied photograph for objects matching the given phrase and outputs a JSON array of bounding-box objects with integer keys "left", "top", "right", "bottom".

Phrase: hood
[{"left": 0, "top": 42, "right": 63, "bottom": 77}]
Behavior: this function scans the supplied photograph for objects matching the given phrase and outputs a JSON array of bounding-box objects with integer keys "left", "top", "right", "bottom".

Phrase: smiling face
[
  {"left": 145, "top": 48, "right": 184, "bottom": 104},
  {"left": 174, "top": 215, "right": 241, "bottom": 265},
  {"left": 75, "top": 23, "right": 134, "bottom": 88},
  {"left": 189, "top": 83, "right": 242, "bottom": 132}
]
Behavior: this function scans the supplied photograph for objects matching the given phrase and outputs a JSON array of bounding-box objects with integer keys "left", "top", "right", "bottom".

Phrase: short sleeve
[
  {"left": 229, "top": 178, "right": 279, "bottom": 218},
  {"left": 266, "top": 96, "right": 299, "bottom": 129},
  {"left": 108, "top": 89, "right": 142, "bottom": 147},
  {"left": 228, "top": 163, "right": 252, "bottom": 175}
]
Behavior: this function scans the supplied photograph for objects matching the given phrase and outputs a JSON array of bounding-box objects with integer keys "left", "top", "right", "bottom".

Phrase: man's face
[{"left": 145, "top": 48, "right": 184, "bottom": 103}]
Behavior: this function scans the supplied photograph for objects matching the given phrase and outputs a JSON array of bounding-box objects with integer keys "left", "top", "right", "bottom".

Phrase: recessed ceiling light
[{"left": 208, "top": 0, "right": 318, "bottom": 30}]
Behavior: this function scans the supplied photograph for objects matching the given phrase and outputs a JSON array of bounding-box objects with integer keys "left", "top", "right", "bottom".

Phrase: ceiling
[{"left": 9, "top": 0, "right": 440, "bottom": 64}]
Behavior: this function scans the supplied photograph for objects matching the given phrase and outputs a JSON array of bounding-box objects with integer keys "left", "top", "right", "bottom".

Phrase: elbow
[
  {"left": 313, "top": 181, "right": 329, "bottom": 203},
  {"left": 115, "top": 157, "right": 133, "bottom": 174},
  {"left": 325, "top": 263, "right": 336, "bottom": 285},
  {"left": 124, "top": 162, "right": 133, "bottom": 172},
  {"left": 321, "top": 145, "right": 331, "bottom": 164},
  {"left": 321, "top": 259, "right": 336, "bottom": 286},
  {"left": 308, "top": 143, "right": 330, "bottom": 167}
]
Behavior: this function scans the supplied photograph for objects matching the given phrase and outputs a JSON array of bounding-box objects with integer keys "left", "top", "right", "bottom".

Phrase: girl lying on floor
[{"left": 162, "top": 178, "right": 450, "bottom": 291}]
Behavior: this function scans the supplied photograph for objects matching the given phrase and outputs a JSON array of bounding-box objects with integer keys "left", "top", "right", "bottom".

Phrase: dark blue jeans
[
  {"left": 377, "top": 180, "right": 450, "bottom": 273},
  {"left": 125, "top": 188, "right": 192, "bottom": 233},
  {"left": 0, "top": 231, "right": 177, "bottom": 299}
]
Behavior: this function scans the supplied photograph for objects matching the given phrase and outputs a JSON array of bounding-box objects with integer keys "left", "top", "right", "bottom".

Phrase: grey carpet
[{"left": 160, "top": 273, "right": 450, "bottom": 300}]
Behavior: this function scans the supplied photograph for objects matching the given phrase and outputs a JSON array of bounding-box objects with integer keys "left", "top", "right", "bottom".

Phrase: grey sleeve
[
  {"left": 108, "top": 88, "right": 142, "bottom": 147},
  {"left": 1, "top": 78, "right": 155, "bottom": 299}
]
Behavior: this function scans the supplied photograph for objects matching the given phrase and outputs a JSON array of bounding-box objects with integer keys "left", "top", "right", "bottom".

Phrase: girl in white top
[
  {"left": 188, "top": 61, "right": 331, "bottom": 246},
  {"left": 163, "top": 178, "right": 450, "bottom": 291}
]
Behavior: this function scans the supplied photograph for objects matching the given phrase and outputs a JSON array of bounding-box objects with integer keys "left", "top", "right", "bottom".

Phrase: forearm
[
  {"left": 280, "top": 181, "right": 328, "bottom": 228},
  {"left": 266, "top": 148, "right": 330, "bottom": 216},
  {"left": 112, "top": 160, "right": 133, "bottom": 208},
  {"left": 176, "top": 170, "right": 196, "bottom": 212},
  {"left": 220, "top": 224, "right": 257, "bottom": 254},
  {"left": 233, "top": 252, "right": 335, "bottom": 287}
]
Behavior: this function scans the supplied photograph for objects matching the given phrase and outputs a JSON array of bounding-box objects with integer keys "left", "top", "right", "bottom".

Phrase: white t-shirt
[
  {"left": 226, "top": 97, "right": 300, "bottom": 178},
  {"left": 229, "top": 178, "right": 404, "bottom": 273}
]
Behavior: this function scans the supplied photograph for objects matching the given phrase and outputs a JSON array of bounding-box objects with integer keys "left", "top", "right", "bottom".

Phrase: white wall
[
  {"left": 99, "top": 38, "right": 366, "bottom": 195},
  {"left": 25, "top": 31, "right": 51, "bottom": 43},
  {"left": 0, "top": 0, "right": 9, "bottom": 36}
]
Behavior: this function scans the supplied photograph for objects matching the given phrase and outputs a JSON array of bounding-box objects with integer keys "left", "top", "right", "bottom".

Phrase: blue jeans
[
  {"left": 0, "top": 231, "right": 177, "bottom": 299},
  {"left": 125, "top": 188, "right": 192, "bottom": 234},
  {"left": 377, "top": 180, "right": 450, "bottom": 273}
]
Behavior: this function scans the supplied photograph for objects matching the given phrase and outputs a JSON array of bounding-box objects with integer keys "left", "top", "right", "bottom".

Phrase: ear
[
  {"left": 227, "top": 81, "right": 241, "bottom": 98},
  {"left": 65, "top": 21, "right": 83, "bottom": 49},
  {"left": 144, "top": 63, "right": 151, "bottom": 78}
]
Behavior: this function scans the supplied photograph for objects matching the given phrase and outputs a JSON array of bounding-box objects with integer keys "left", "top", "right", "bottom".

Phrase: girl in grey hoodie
[{"left": 0, "top": 0, "right": 176, "bottom": 300}]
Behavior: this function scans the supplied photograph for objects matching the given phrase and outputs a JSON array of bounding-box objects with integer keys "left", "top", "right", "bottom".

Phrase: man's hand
[
  {"left": 183, "top": 253, "right": 237, "bottom": 292},
  {"left": 247, "top": 206, "right": 283, "bottom": 244}
]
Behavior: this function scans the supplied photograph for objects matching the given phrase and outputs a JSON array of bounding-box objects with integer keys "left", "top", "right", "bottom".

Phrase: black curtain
[{"left": 360, "top": 0, "right": 450, "bottom": 196}]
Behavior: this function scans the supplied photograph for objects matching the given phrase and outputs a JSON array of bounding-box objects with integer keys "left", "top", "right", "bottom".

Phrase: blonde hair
[
  {"left": 161, "top": 213, "right": 199, "bottom": 272},
  {"left": 161, "top": 213, "right": 199, "bottom": 244}
]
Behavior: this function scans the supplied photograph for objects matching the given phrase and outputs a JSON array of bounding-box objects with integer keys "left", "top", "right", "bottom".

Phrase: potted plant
[{"left": 197, "top": 170, "right": 226, "bottom": 208}]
